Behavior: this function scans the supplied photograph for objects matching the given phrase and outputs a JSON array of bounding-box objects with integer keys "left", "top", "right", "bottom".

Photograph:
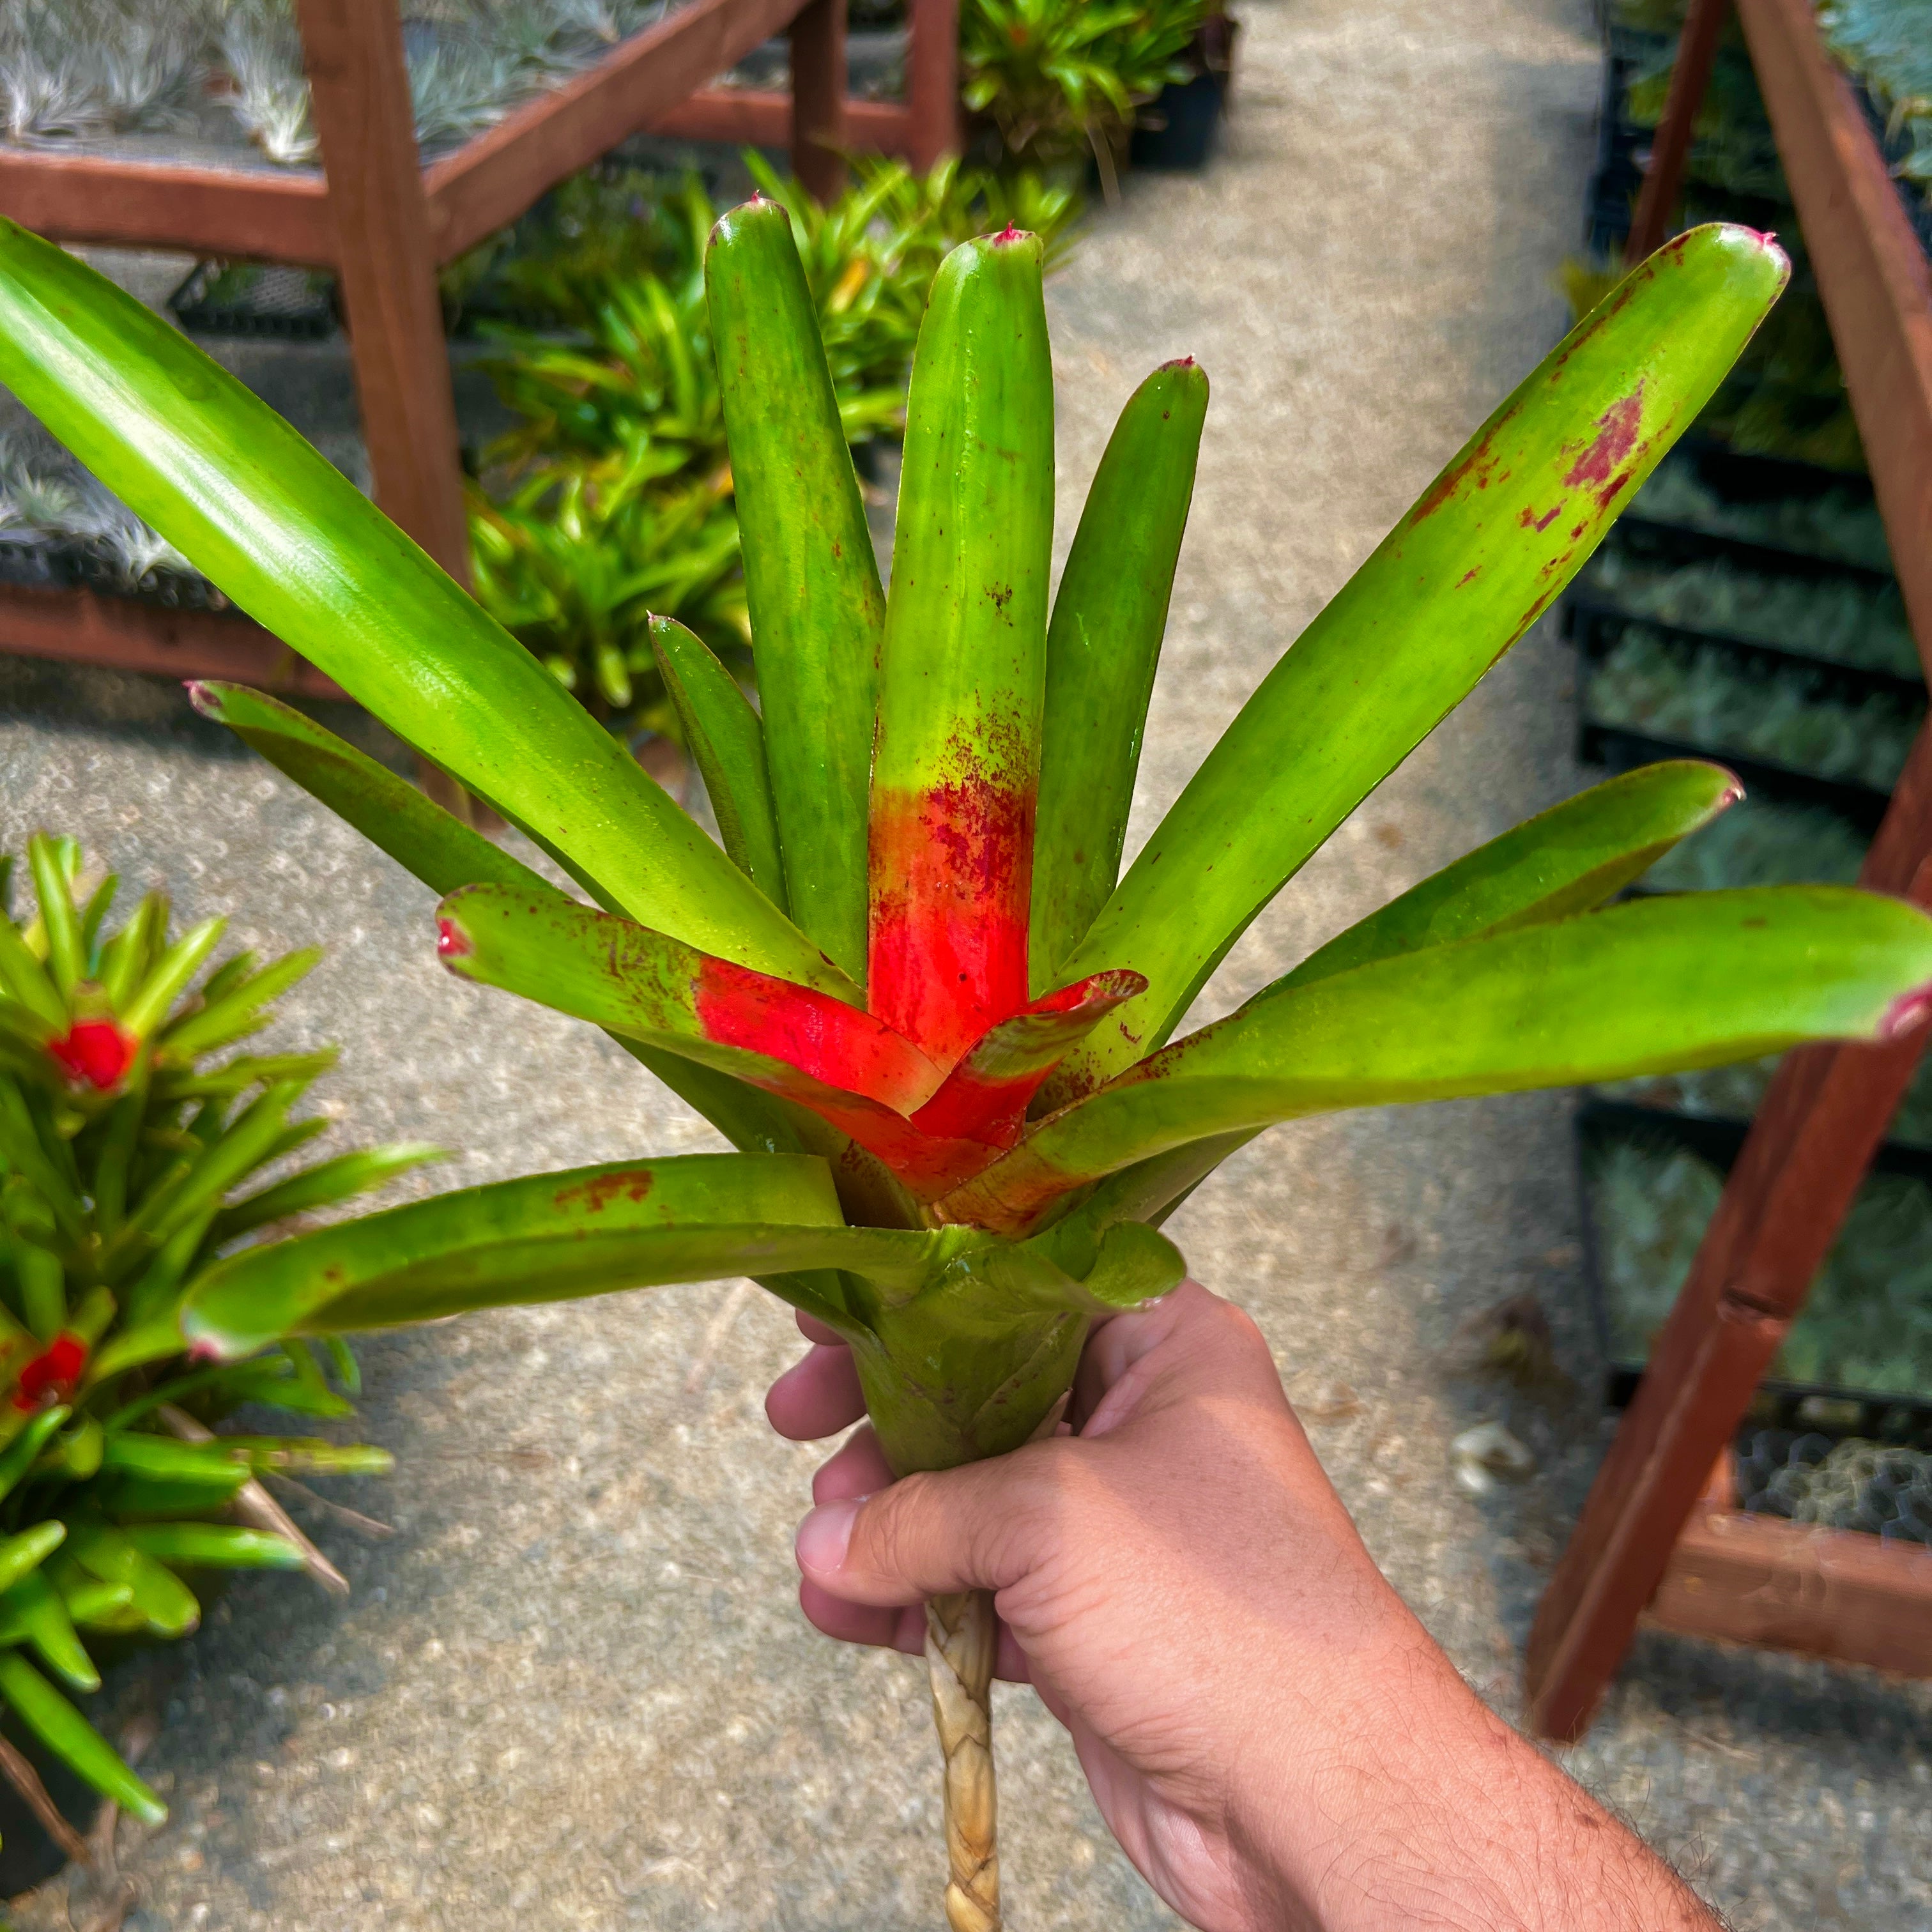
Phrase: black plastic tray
[
  {"left": 169, "top": 259, "right": 339, "bottom": 341},
  {"left": 1574, "top": 1098, "right": 1932, "bottom": 1434},
  {"left": 1565, "top": 592, "right": 1924, "bottom": 703},
  {"left": 1577, "top": 716, "right": 1894, "bottom": 832}
]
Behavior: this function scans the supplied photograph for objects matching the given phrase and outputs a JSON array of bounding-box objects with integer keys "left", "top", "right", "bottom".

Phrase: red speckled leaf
[{"left": 867, "top": 231, "right": 1055, "bottom": 1066}]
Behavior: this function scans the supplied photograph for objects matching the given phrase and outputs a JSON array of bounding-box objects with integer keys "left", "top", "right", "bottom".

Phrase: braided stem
[{"left": 925, "top": 1587, "right": 1000, "bottom": 1932}]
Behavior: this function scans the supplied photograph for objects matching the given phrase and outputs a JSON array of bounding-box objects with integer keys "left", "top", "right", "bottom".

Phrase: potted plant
[
  {"left": 0, "top": 832, "right": 424, "bottom": 1877},
  {"left": 1, "top": 209, "right": 1927, "bottom": 1926}
]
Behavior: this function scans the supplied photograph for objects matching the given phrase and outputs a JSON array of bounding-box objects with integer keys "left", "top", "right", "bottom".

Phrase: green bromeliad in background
[
  {"left": 0, "top": 210, "right": 1928, "bottom": 1926},
  {"left": 0, "top": 836, "right": 422, "bottom": 1847}
]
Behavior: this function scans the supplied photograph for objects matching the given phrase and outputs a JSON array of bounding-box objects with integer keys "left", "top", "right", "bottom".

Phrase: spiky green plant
[
  {"left": 960, "top": 0, "right": 1208, "bottom": 176},
  {"left": 4, "top": 213, "right": 1932, "bottom": 1922},
  {"left": 0, "top": 834, "right": 427, "bottom": 1845}
]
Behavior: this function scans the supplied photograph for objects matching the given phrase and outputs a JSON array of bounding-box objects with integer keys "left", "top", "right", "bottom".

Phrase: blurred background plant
[
  {"left": 958, "top": 0, "right": 1210, "bottom": 184},
  {"left": 0, "top": 833, "right": 428, "bottom": 1852},
  {"left": 462, "top": 150, "right": 1079, "bottom": 749}
]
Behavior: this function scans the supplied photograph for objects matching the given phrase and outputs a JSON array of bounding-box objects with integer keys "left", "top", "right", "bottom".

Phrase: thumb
[{"left": 795, "top": 1450, "right": 1055, "bottom": 1607}]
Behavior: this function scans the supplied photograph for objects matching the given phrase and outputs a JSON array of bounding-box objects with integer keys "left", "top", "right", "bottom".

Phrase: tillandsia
[
  {"left": 0, "top": 834, "right": 424, "bottom": 1844},
  {"left": 5, "top": 213, "right": 1932, "bottom": 1925}
]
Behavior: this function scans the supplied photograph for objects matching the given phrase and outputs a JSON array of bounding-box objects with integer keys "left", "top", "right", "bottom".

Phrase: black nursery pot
[{"left": 1130, "top": 12, "right": 1239, "bottom": 172}]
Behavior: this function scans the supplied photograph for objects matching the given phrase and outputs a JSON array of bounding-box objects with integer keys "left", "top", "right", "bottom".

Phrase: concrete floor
[{"left": 4, "top": 0, "right": 1932, "bottom": 1926}]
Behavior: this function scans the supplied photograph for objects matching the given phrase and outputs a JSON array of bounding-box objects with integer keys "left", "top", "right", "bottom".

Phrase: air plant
[
  {"left": 0, "top": 0, "right": 206, "bottom": 147},
  {"left": 1579, "top": 546, "right": 1920, "bottom": 677},
  {"left": 6, "top": 212, "right": 1932, "bottom": 1921},
  {"left": 1738, "top": 1432, "right": 1932, "bottom": 1539},
  {"left": 0, "top": 431, "right": 199, "bottom": 597},
  {"left": 1589, "top": 627, "right": 1922, "bottom": 790},
  {"left": 0, "top": 833, "right": 427, "bottom": 1846}
]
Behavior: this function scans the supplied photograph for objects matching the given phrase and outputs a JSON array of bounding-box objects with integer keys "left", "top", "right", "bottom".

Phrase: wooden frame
[
  {"left": 1526, "top": 0, "right": 1932, "bottom": 1741},
  {"left": 0, "top": 0, "right": 960, "bottom": 684}
]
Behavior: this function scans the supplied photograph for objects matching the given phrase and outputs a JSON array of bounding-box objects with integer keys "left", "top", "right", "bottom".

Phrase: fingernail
[{"left": 795, "top": 1497, "right": 859, "bottom": 1575}]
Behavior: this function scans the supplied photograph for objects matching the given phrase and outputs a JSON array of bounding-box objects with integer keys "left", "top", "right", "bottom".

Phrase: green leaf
[
  {"left": 213, "top": 1142, "right": 445, "bottom": 1239},
  {"left": 99, "top": 1433, "right": 250, "bottom": 1492},
  {"left": 1276, "top": 761, "right": 1744, "bottom": 993},
  {"left": 708, "top": 196, "right": 887, "bottom": 981},
  {"left": 946, "top": 885, "right": 1932, "bottom": 1230},
  {"left": 0, "top": 1572, "right": 100, "bottom": 1689},
  {"left": 176, "top": 1153, "right": 922, "bottom": 1356},
  {"left": 1031, "top": 357, "right": 1208, "bottom": 988},
  {"left": 650, "top": 617, "right": 787, "bottom": 907},
  {"left": 188, "top": 684, "right": 562, "bottom": 902},
  {"left": 0, "top": 1407, "right": 69, "bottom": 1502},
  {"left": 122, "top": 916, "right": 224, "bottom": 1038},
  {"left": 66, "top": 1521, "right": 199, "bottom": 1637},
  {"left": 187, "top": 684, "right": 830, "bottom": 1177},
  {"left": 0, "top": 1648, "right": 165, "bottom": 1821},
  {"left": 436, "top": 884, "right": 941, "bottom": 1113},
  {"left": 0, "top": 1521, "right": 64, "bottom": 1598},
  {"left": 0, "top": 222, "right": 848, "bottom": 997},
  {"left": 160, "top": 945, "right": 321, "bottom": 1061},
  {"left": 203, "top": 1436, "right": 393, "bottom": 1476},
  {"left": 121, "top": 1524, "right": 305, "bottom": 1570},
  {"left": 26, "top": 834, "right": 84, "bottom": 998},
  {"left": 0, "top": 917, "right": 63, "bottom": 1032},
  {"left": 869, "top": 229, "right": 1055, "bottom": 1066},
  {"left": 1045, "top": 226, "right": 1792, "bottom": 1098}
]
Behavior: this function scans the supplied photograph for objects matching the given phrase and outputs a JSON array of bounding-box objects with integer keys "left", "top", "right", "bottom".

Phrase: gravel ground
[{"left": 4, "top": 0, "right": 1932, "bottom": 1927}]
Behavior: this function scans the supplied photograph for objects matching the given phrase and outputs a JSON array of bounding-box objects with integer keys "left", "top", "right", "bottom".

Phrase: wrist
[{"left": 1223, "top": 1614, "right": 1713, "bottom": 1932}]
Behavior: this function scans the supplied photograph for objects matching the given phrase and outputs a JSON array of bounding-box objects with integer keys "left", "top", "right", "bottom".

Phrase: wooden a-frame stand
[{"left": 1526, "top": 0, "right": 1932, "bottom": 1741}]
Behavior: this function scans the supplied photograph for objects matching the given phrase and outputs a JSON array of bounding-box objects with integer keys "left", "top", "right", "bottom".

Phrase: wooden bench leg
[
  {"left": 1623, "top": 0, "right": 1729, "bottom": 264},
  {"left": 905, "top": 0, "right": 962, "bottom": 172},
  {"left": 791, "top": 0, "right": 848, "bottom": 204}
]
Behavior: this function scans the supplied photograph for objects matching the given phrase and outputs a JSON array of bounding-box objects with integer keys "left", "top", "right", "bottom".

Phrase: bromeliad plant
[
  {"left": 3, "top": 211, "right": 1931, "bottom": 1926},
  {"left": 0, "top": 836, "right": 421, "bottom": 1846}
]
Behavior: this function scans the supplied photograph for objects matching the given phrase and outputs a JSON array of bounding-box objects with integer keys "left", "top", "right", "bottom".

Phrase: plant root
[{"left": 926, "top": 1588, "right": 1000, "bottom": 1932}]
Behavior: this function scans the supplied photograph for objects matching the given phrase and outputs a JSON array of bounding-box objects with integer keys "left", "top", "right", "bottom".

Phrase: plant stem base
[{"left": 926, "top": 1588, "right": 1000, "bottom": 1932}]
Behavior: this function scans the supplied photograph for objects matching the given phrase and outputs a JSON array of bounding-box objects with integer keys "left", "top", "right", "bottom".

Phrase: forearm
[{"left": 1230, "top": 1629, "right": 1719, "bottom": 1932}]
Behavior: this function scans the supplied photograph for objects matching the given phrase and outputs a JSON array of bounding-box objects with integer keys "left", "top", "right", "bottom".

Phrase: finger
[
  {"left": 812, "top": 1423, "right": 893, "bottom": 1503},
  {"left": 797, "top": 1582, "right": 1033, "bottom": 1683},
  {"left": 795, "top": 1446, "right": 1058, "bottom": 1606},
  {"left": 765, "top": 1342, "right": 866, "bottom": 1440},
  {"left": 799, "top": 1579, "right": 923, "bottom": 1654},
  {"left": 795, "top": 1309, "right": 845, "bottom": 1347},
  {"left": 1071, "top": 1282, "right": 1193, "bottom": 1428}
]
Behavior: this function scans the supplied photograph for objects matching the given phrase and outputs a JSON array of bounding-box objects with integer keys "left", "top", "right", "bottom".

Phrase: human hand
[{"left": 768, "top": 1280, "right": 1718, "bottom": 1932}]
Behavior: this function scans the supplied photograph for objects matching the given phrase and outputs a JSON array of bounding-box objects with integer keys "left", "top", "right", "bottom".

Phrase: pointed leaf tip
[
  {"left": 185, "top": 680, "right": 221, "bottom": 718},
  {"left": 1882, "top": 985, "right": 1932, "bottom": 1041}
]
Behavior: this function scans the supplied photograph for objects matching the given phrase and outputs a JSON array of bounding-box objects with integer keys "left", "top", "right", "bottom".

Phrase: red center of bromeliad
[
  {"left": 46, "top": 1020, "right": 136, "bottom": 1091},
  {"left": 13, "top": 1333, "right": 87, "bottom": 1412}
]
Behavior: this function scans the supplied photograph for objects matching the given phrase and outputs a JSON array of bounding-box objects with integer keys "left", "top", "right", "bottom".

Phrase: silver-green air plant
[
  {"left": 4, "top": 211, "right": 1932, "bottom": 1925},
  {"left": 0, "top": 835, "right": 427, "bottom": 1844}
]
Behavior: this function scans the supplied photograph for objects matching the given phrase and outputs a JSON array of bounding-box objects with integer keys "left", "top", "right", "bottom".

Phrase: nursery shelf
[
  {"left": 0, "top": 0, "right": 958, "bottom": 696},
  {"left": 1528, "top": 0, "right": 1932, "bottom": 1742}
]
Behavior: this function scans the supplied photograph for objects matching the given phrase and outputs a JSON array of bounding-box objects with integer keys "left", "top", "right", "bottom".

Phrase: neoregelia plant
[
  {"left": 0, "top": 834, "right": 421, "bottom": 1846},
  {"left": 1, "top": 213, "right": 1929, "bottom": 1926}
]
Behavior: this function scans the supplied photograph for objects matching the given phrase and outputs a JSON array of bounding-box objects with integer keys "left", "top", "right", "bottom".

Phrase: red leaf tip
[
  {"left": 185, "top": 680, "right": 220, "bottom": 717},
  {"left": 992, "top": 223, "right": 1025, "bottom": 245},
  {"left": 436, "top": 917, "right": 473, "bottom": 960}
]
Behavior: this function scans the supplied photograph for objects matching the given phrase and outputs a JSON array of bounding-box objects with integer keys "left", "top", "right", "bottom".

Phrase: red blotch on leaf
[
  {"left": 13, "top": 1332, "right": 87, "bottom": 1411},
  {"left": 47, "top": 1021, "right": 135, "bottom": 1091},
  {"left": 1564, "top": 385, "right": 1644, "bottom": 489},
  {"left": 436, "top": 917, "right": 473, "bottom": 960}
]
